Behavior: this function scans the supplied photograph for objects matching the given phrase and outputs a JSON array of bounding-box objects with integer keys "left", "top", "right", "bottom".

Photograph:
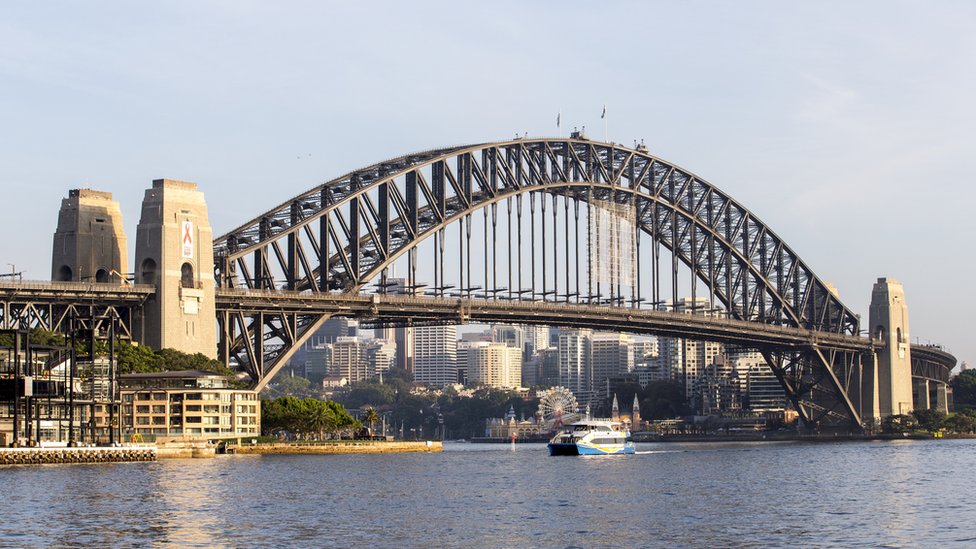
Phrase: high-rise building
[
  {"left": 414, "top": 325, "right": 457, "bottom": 387},
  {"left": 456, "top": 340, "right": 474, "bottom": 385},
  {"left": 538, "top": 348, "right": 560, "bottom": 387},
  {"left": 659, "top": 297, "right": 725, "bottom": 398},
  {"left": 632, "top": 338, "right": 660, "bottom": 362},
  {"left": 387, "top": 278, "right": 414, "bottom": 372},
  {"left": 524, "top": 325, "right": 550, "bottom": 359},
  {"left": 467, "top": 342, "right": 522, "bottom": 388},
  {"left": 365, "top": 339, "right": 396, "bottom": 377},
  {"left": 491, "top": 324, "right": 524, "bottom": 350},
  {"left": 591, "top": 333, "right": 634, "bottom": 397},
  {"left": 738, "top": 353, "right": 786, "bottom": 411},
  {"left": 692, "top": 355, "right": 741, "bottom": 415},
  {"left": 332, "top": 336, "right": 368, "bottom": 383},
  {"left": 303, "top": 344, "right": 332, "bottom": 381},
  {"left": 316, "top": 318, "right": 358, "bottom": 343},
  {"left": 559, "top": 329, "right": 592, "bottom": 402}
]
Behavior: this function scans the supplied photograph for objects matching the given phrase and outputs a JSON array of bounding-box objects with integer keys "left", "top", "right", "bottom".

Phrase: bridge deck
[
  {"left": 215, "top": 288, "right": 878, "bottom": 353},
  {"left": 0, "top": 280, "right": 154, "bottom": 302}
]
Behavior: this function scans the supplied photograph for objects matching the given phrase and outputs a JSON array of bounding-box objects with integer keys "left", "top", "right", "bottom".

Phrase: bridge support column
[
  {"left": 913, "top": 378, "right": 930, "bottom": 410},
  {"left": 858, "top": 351, "right": 881, "bottom": 426},
  {"left": 134, "top": 180, "right": 217, "bottom": 358},
  {"left": 868, "top": 278, "right": 914, "bottom": 420},
  {"left": 934, "top": 383, "right": 949, "bottom": 414}
]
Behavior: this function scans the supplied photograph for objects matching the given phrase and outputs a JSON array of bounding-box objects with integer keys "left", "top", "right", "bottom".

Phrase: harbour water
[{"left": 2, "top": 438, "right": 975, "bottom": 548}]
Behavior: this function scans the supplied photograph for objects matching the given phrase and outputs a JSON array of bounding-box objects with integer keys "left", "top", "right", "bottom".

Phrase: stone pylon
[
  {"left": 133, "top": 179, "right": 216, "bottom": 358},
  {"left": 51, "top": 189, "right": 128, "bottom": 283},
  {"left": 868, "top": 277, "right": 913, "bottom": 419}
]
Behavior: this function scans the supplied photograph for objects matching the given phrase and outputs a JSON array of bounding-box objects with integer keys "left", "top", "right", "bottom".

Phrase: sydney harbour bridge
[{"left": 0, "top": 136, "right": 956, "bottom": 432}]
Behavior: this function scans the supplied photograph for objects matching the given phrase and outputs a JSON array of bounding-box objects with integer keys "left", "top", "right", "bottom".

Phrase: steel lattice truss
[
  {"left": 214, "top": 138, "right": 867, "bottom": 429},
  {"left": 0, "top": 281, "right": 151, "bottom": 340}
]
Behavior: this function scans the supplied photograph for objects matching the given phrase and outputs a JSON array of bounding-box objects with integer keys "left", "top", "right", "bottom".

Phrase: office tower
[
  {"left": 366, "top": 339, "right": 396, "bottom": 377},
  {"left": 558, "top": 329, "right": 592, "bottom": 400},
  {"left": 738, "top": 353, "right": 786, "bottom": 411},
  {"left": 332, "top": 336, "right": 368, "bottom": 383},
  {"left": 303, "top": 343, "right": 332, "bottom": 382},
  {"left": 387, "top": 278, "right": 414, "bottom": 372},
  {"left": 491, "top": 324, "right": 524, "bottom": 349},
  {"left": 658, "top": 297, "right": 725, "bottom": 398},
  {"left": 591, "top": 333, "right": 634, "bottom": 396},
  {"left": 413, "top": 325, "right": 457, "bottom": 387},
  {"left": 467, "top": 341, "right": 522, "bottom": 389},
  {"left": 316, "top": 318, "right": 359, "bottom": 343},
  {"left": 524, "top": 325, "right": 550, "bottom": 359}
]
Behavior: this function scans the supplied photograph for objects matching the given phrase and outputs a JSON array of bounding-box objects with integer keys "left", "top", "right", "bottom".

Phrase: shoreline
[{"left": 225, "top": 440, "right": 443, "bottom": 455}]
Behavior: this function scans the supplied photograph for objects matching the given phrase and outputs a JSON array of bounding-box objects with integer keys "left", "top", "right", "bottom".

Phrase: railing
[{"left": 0, "top": 279, "right": 155, "bottom": 294}]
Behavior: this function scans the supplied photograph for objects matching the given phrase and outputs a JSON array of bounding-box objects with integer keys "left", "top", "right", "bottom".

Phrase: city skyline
[{"left": 1, "top": 2, "right": 972, "bottom": 366}]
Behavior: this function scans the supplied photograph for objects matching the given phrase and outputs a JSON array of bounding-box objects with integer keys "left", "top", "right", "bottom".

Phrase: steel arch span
[{"left": 214, "top": 137, "right": 868, "bottom": 429}]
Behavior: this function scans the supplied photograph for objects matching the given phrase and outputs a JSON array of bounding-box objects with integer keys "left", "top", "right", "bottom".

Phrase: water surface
[{"left": 2, "top": 438, "right": 974, "bottom": 547}]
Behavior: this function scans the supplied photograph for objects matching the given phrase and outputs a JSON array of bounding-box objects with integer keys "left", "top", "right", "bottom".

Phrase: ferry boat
[{"left": 547, "top": 420, "right": 636, "bottom": 456}]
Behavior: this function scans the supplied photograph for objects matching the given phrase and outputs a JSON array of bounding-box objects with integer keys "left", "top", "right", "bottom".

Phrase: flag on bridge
[{"left": 601, "top": 105, "right": 607, "bottom": 119}]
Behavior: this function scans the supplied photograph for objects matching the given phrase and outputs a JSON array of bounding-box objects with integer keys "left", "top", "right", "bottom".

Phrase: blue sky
[{"left": 1, "top": 1, "right": 973, "bottom": 367}]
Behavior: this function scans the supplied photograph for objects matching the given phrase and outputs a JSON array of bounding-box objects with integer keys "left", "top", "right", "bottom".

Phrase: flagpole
[{"left": 603, "top": 104, "right": 608, "bottom": 143}]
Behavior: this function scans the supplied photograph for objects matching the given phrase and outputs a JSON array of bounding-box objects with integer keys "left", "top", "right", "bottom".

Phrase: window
[
  {"left": 181, "top": 262, "right": 194, "bottom": 288},
  {"left": 152, "top": 405, "right": 166, "bottom": 414},
  {"left": 186, "top": 417, "right": 201, "bottom": 424},
  {"left": 136, "top": 405, "right": 149, "bottom": 414},
  {"left": 185, "top": 405, "right": 201, "bottom": 412},
  {"left": 140, "top": 258, "right": 157, "bottom": 286}
]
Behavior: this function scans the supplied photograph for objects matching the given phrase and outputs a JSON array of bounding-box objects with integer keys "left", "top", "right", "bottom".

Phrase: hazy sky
[{"left": 1, "top": 1, "right": 973, "bottom": 367}]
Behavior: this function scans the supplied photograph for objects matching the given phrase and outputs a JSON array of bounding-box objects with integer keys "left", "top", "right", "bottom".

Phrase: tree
[
  {"left": 261, "top": 396, "right": 358, "bottom": 439},
  {"left": 881, "top": 414, "right": 917, "bottom": 434},
  {"left": 640, "top": 380, "right": 690, "bottom": 420},
  {"left": 944, "top": 413, "right": 976, "bottom": 434},
  {"left": 304, "top": 400, "right": 337, "bottom": 440},
  {"left": 911, "top": 409, "right": 947, "bottom": 432},
  {"left": 336, "top": 383, "right": 396, "bottom": 409},
  {"left": 262, "top": 375, "right": 319, "bottom": 399},
  {"left": 951, "top": 370, "right": 976, "bottom": 409},
  {"left": 362, "top": 407, "right": 380, "bottom": 434}
]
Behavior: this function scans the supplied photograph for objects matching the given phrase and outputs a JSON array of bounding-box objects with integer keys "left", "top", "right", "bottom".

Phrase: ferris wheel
[{"left": 537, "top": 387, "right": 580, "bottom": 429}]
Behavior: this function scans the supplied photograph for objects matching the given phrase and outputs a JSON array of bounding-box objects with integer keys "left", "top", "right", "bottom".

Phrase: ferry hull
[
  {"left": 547, "top": 443, "right": 580, "bottom": 456},
  {"left": 576, "top": 442, "right": 636, "bottom": 455},
  {"left": 548, "top": 442, "right": 636, "bottom": 456}
]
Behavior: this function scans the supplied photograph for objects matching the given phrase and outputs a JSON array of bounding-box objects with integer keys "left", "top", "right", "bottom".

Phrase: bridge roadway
[
  {"left": 0, "top": 280, "right": 953, "bottom": 384},
  {"left": 215, "top": 288, "right": 878, "bottom": 354}
]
